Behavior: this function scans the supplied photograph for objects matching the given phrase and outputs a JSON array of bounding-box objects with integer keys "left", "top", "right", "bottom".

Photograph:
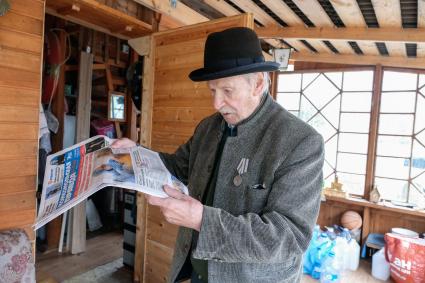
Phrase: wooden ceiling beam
[
  {"left": 203, "top": 0, "right": 239, "bottom": 16},
  {"left": 328, "top": 0, "right": 366, "bottom": 27},
  {"left": 371, "top": 0, "right": 402, "bottom": 27},
  {"left": 228, "top": 0, "right": 275, "bottom": 26},
  {"left": 255, "top": 26, "right": 425, "bottom": 44},
  {"left": 371, "top": 0, "right": 404, "bottom": 57},
  {"left": 328, "top": 0, "right": 378, "bottom": 55},
  {"left": 258, "top": 0, "right": 304, "bottom": 26},
  {"left": 291, "top": 0, "right": 353, "bottom": 54},
  {"left": 201, "top": 0, "right": 289, "bottom": 49},
  {"left": 291, "top": 52, "right": 425, "bottom": 69},
  {"left": 291, "top": 0, "right": 334, "bottom": 27},
  {"left": 418, "top": 0, "right": 425, "bottom": 57},
  {"left": 419, "top": 0, "right": 425, "bottom": 28}
]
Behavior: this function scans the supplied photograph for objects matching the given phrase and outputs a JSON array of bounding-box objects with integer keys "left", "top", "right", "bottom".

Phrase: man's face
[{"left": 207, "top": 74, "right": 263, "bottom": 125}]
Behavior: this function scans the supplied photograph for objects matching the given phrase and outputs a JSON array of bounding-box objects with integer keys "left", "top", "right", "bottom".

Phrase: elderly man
[{"left": 112, "top": 27, "right": 324, "bottom": 283}]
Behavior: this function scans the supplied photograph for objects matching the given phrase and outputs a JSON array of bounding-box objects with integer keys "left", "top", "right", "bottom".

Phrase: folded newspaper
[{"left": 35, "top": 135, "right": 188, "bottom": 230}]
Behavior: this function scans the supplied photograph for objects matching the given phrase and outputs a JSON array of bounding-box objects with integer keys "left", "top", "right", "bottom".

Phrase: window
[
  {"left": 277, "top": 70, "right": 373, "bottom": 196},
  {"left": 375, "top": 70, "right": 425, "bottom": 207},
  {"left": 276, "top": 68, "right": 425, "bottom": 207}
]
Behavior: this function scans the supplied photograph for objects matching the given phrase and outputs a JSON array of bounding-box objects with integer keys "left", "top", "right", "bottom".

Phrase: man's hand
[
  {"left": 146, "top": 185, "right": 204, "bottom": 231},
  {"left": 110, "top": 138, "right": 137, "bottom": 149}
]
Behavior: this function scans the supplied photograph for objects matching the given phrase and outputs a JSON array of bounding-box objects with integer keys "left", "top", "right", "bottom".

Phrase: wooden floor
[
  {"left": 35, "top": 231, "right": 392, "bottom": 283},
  {"left": 36, "top": 231, "right": 124, "bottom": 282},
  {"left": 301, "top": 260, "right": 393, "bottom": 282}
]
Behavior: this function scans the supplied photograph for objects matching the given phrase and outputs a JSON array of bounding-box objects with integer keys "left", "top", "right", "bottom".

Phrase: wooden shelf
[
  {"left": 46, "top": 0, "right": 152, "bottom": 39},
  {"left": 323, "top": 195, "right": 425, "bottom": 218}
]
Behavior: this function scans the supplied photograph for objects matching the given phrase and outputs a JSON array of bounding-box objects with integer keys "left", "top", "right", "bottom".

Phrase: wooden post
[
  {"left": 125, "top": 49, "right": 141, "bottom": 140},
  {"left": 134, "top": 35, "right": 153, "bottom": 283},
  {"left": 364, "top": 65, "right": 383, "bottom": 201},
  {"left": 361, "top": 207, "right": 370, "bottom": 246},
  {"left": 70, "top": 51, "right": 94, "bottom": 254},
  {"left": 47, "top": 23, "right": 67, "bottom": 251}
]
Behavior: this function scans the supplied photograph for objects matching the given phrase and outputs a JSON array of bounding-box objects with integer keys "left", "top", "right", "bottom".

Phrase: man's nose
[{"left": 213, "top": 93, "right": 224, "bottom": 110}]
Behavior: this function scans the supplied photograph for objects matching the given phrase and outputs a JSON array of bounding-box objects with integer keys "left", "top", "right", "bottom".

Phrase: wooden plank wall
[
  {"left": 136, "top": 14, "right": 254, "bottom": 283},
  {"left": 0, "top": 0, "right": 45, "bottom": 240}
]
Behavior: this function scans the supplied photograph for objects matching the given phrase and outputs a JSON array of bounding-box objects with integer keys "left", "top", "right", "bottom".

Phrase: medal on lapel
[{"left": 233, "top": 158, "right": 249, "bottom": 187}]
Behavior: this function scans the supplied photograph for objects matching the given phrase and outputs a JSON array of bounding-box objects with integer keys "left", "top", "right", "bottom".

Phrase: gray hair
[{"left": 242, "top": 72, "right": 270, "bottom": 94}]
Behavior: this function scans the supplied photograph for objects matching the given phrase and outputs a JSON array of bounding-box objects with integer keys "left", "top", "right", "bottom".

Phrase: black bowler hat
[{"left": 189, "top": 27, "right": 280, "bottom": 82}]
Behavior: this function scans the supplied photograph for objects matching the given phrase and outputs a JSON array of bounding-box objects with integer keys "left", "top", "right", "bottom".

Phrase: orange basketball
[{"left": 340, "top": 210, "right": 362, "bottom": 230}]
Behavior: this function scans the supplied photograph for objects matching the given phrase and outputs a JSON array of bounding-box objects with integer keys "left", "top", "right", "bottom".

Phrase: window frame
[{"left": 275, "top": 65, "right": 425, "bottom": 203}]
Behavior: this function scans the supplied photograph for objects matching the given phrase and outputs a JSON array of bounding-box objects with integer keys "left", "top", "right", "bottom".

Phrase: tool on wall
[{"left": 0, "top": 0, "right": 10, "bottom": 16}]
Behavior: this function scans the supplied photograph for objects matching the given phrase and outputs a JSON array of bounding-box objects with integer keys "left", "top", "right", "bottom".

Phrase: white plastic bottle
[
  {"left": 372, "top": 248, "right": 390, "bottom": 281},
  {"left": 347, "top": 238, "right": 360, "bottom": 271},
  {"left": 320, "top": 251, "right": 342, "bottom": 283},
  {"left": 334, "top": 236, "right": 349, "bottom": 271}
]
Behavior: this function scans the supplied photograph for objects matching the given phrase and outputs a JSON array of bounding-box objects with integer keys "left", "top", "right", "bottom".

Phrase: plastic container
[
  {"left": 391, "top": 227, "right": 419, "bottom": 238},
  {"left": 347, "top": 238, "right": 360, "bottom": 271},
  {"left": 311, "top": 233, "right": 335, "bottom": 280},
  {"left": 320, "top": 251, "right": 342, "bottom": 283},
  {"left": 334, "top": 236, "right": 349, "bottom": 271},
  {"left": 371, "top": 248, "right": 390, "bottom": 281}
]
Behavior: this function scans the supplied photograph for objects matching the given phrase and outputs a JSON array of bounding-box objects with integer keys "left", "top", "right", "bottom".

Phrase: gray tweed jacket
[{"left": 160, "top": 94, "right": 324, "bottom": 283}]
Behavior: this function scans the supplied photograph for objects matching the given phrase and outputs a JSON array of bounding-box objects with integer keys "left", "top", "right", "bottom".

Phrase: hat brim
[{"left": 188, "top": 61, "right": 280, "bottom": 82}]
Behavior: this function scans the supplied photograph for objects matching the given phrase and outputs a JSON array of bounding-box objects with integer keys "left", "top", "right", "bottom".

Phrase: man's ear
[{"left": 253, "top": 72, "right": 265, "bottom": 97}]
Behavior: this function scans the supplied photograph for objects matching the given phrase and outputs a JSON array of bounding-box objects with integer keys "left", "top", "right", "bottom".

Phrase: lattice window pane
[
  {"left": 383, "top": 71, "right": 417, "bottom": 91},
  {"left": 337, "top": 172, "right": 365, "bottom": 195},
  {"left": 309, "top": 114, "right": 337, "bottom": 141},
  {"left": 276, "top": 92, "right": 300, "bottom": 111},
  {"left": 341, "top": 92, "right": 372, "bottom": 112},
  {"left": 375, "top": 156, "right": 410, "bottom": 179},
  {"left": 378, "top": 114, "right": 414, "bottom": 135},
  {"left": 304, "top": 74, "right": 340, "bottom": 109},
  {"left": 302, "top": 73, "right": 320, "bottom": 89},
  {"left": 299, "top": 96, "right": 317, "bottom": 122},
  {"left": 325, "top": 135, "right": 337, "bottom": 168},
  {"left": 380, "top": 92, "right": 416, "bottom": 113},
  {"left": 419, "top": 74, "right": 425, "bottom": 89},
  {"left": 375, "top": 177, "right": 408, "bottom": 202},
  {"left": 324, "top": 72, "right": 342, "bottom": 88},
  {"left": 377, "top": 136, "right": 412, "bottom": 158},
  {"left": 337, "top": 153, "right": 367, "bottom": 174},
  {"left": 321, "top": 96, "right": 340, "bottom": 128},
  {"left": 411, "top": 140, "right": 425, "bottom": 178},
  {"left": 277, "top": 73, "right": 301, "bottom": 92},
  {"left": 415, "top": 93, "right": 425, "bottom": 133},
  {"left": 340, "top": 113, "right": 370, "bottom": 133},
  {"left": 343, "top": 71, "right": 374, "bottom": 91},
  {"left": 339, "top": 133, "right": 369, "bottom": 154}
]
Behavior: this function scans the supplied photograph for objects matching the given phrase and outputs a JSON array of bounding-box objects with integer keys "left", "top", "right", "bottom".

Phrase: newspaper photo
[{"left": 35, "top": 135, "right": 188, "bottom": 230}]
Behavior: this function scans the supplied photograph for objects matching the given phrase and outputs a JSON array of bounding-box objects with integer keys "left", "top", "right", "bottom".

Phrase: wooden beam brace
[
  {"left": 291, "top": 52, "right": 425, "bottom": 69},
  {"left": 255, "top": 26, "right": 425, "bottom": 44},
  {"left": 133, "top": 0, "right": 208, "bottom": 25},
  {"left": 57, "top": 3, "right": 80, "bottom": 15},
  {"left": 128, "top": 35, "right": 151, "bottom": 56}
]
